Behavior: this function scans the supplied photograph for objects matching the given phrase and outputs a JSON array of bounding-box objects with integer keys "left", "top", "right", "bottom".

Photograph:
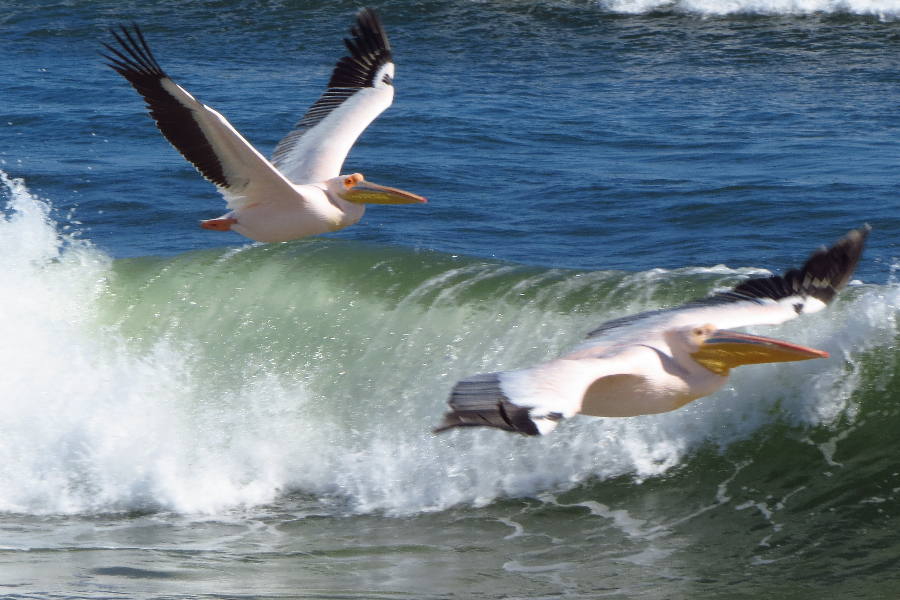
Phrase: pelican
[
  {"left": 101, "top": 9, "right": 425, "bottom": 243},
  {"left": 435, "top": 226, "right": 870, "bottom": 435}
]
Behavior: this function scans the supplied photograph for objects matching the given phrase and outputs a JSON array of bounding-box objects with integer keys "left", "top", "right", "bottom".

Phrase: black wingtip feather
[
  {"left": 434, "top": 373, "right": 541, "bottom": 436},
  {"left": 715, "top": 224, "right": 870, "bottom": 308},
  {"left": 782, "top": 223, "right": 870, "bottom": 305},
  {"left": 101, "top": 23, "right": 165, "bottom": 79},
  {"left": 586, "top": 225, "right": 871, "bottom": 339},
  {"left": 102, "top": 23, "right": 229, "bottom": 189},
  {"left": 271, "top": 8, "right": 395, "bottom": 169},
  {"left": 328, "top": 7, "right": 393, "bottom": 89}
]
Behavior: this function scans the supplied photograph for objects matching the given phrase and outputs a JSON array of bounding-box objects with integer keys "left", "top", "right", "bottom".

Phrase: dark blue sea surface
[
  {"left": 1, "top": 0, "right": 900, "bottom": 597},
  {"left": 4, "top": 1, "right": 899, "bottom": 273}
]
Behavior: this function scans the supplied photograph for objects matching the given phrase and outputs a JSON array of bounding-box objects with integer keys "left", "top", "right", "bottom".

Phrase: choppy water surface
[{"left": 1, "top": 0, "right": 900, "bottom": 597}]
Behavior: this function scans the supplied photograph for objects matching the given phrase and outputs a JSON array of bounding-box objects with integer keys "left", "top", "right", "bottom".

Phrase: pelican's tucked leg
[{"left": 200, "top": 217, "right": 238, "bottom": 231}]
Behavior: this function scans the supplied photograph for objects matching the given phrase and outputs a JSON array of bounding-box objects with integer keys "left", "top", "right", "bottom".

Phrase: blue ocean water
[{"left": 1, "top": 0, "right": 900, "bottom": 597}]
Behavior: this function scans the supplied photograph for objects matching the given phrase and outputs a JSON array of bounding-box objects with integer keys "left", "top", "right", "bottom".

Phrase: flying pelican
[
  {"left": 435, "top": 226, "right": 870, "bottom": 435},
  {"left": 101, "top": 9, "right": 425, "bottom": 243}
]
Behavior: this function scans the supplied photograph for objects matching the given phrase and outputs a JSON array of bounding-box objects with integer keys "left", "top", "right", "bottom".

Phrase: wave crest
[{"left": 602, "top": 0, "right": 900, "bottom": 17}]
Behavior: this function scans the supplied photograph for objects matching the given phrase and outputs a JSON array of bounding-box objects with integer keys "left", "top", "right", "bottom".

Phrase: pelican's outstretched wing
[
  {"left": 270, "top": 8, "right": 395, "bottom": 185},
  {"left": 579, "top": 225, "right": 870, "bottom": 347},
  {"left": 102, "top": 24, "right": 298, "bottom": 211}
]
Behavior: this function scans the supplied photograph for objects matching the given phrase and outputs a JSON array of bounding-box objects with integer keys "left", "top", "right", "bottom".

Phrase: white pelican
[
  {"left": 101, "top": 9, "right": 425, "bottom": 243},
  {"left": 435, "top": 226, "right": 870, "bottom": 435}
]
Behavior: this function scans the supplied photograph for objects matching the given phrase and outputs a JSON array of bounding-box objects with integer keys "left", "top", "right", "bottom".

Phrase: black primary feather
[
  {"left": 586, "top": 225, "right": 870, "bottom": 339},
  {"left": 101, "top": 24, "right": 229, "bottom": 189},
  {"left": 271, "top": 7, "right": 393, "bottom": 167}
]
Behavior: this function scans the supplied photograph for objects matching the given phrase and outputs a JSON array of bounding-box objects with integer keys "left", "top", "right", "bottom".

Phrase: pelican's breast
[{"left": 230, "top": 185, "right": 359, "bottom": 243}]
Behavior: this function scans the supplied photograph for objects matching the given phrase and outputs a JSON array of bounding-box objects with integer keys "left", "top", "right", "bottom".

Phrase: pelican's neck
[
  {"left": 323, "top": 186, "right": 366, "bottom": 224},
  {"left": 664, "top": 332, "right": 730, "bottom": 397}
]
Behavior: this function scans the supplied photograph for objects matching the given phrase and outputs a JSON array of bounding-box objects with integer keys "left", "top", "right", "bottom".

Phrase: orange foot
[{"left": 200, "top": 217, "right": 238, "bottom": 232}]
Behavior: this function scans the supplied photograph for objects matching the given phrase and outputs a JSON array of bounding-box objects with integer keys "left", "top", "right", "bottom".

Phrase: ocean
[{"left": 1, "top": 0, "right": 899, "bottom": 597}]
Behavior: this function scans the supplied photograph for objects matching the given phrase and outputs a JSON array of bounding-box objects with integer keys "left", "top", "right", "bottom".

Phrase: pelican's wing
[
  {"left": 102, "top": 25, "right": 298, "bottom": 211},
  {"left": 270, "top": 8, "right": 395, "bottom": 184},
  {"left": 581, "top": 225, "right": 870, "bottom": 347}
]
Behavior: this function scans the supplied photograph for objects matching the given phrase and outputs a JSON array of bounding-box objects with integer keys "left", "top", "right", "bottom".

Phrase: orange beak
[
  {"left": 692, "top": 330, "right": 828, "bottom": 376},
  {"left": 341, "top": 176, "right": 426, "bottom": 205}
]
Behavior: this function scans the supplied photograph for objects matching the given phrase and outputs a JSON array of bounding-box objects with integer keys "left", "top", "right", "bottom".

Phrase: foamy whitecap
[{"left": 601, "top": 0, "right": 900, "bottom": 17}]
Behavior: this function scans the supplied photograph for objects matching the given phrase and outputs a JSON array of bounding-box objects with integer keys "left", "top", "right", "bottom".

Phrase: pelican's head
[
  {"left": 678, "top": 324, "right": 828, "bottom": 376},
  {"left": 329, "top": 173, "right": 426, "bottom": 205}
]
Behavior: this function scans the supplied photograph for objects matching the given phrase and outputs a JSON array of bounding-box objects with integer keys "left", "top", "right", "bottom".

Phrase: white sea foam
[
  {"left": 600, "top": 0, "right": 900, "bottom": 17},
  {"left": 0, "top": 171, "right": 895, "bottom": 516},
  {"left": 0, "top": 173, "right": 297, "bottom": 514}
]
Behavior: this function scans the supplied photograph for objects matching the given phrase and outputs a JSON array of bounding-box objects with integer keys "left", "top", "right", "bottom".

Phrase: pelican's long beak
[
  {"left": 342, "top": 176, "right": 426, "bottom": 205},
  {"left": 692, "top": 330, "right": 828, "bottom": 376}
]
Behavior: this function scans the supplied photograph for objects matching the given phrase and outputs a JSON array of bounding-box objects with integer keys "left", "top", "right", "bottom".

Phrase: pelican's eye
[{"left": 691, "top": 324, "right": 715, "bottom": 339}]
